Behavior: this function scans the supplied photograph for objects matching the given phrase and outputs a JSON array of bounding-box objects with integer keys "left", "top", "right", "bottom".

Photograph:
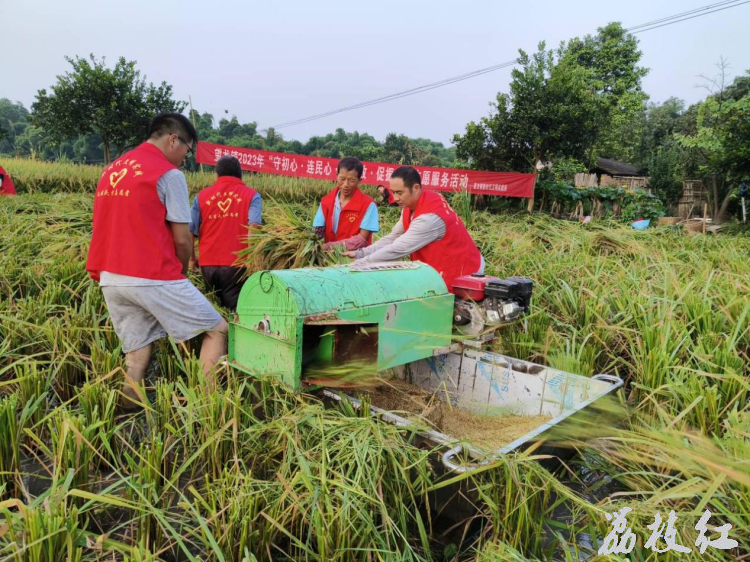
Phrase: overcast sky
[{"left": 3, "top": 0, "right": 748, "bottom": 146}]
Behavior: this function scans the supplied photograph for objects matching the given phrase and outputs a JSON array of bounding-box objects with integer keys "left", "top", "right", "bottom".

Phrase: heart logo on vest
[
  {"left": 217, "top": 198, "right": 232, "bottom": 214},
  {"left": 348, "top": 215, "right": 356, "bottom": 222},
  {"left": 110, "top": 169, "right": 127, "bottom": 189}
]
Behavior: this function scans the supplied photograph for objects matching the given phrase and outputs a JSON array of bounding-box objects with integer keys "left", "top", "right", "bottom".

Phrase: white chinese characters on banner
[
  {"left": 198, "top": 143, "right": 537, "bottom": 198},
  {"left": 474, "top": 183, "right": 508, "bottom": 193},
  {"left": 230, "top": 152, "right": 264, "bottom": 168},
  {"left": 598, "top": 508, "right": 737, "bottom": 556}
]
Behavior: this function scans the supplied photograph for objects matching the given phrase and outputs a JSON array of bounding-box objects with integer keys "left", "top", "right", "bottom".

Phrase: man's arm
[
  {"left": 189, "top": 195, "right": 201, "bottom": 269},
  {"left": 357, "top": 202, "right": 379, "bottom": 243},
  {"left": 351, "top": 216, "right": 406, "bottom": 258},
  {"left": 189, "top": 234, "right": 198, "bottom": 271},
  {"left": 353, "top": 214, "right": 445, "bottom": 264},
  {"left": 248, "top": 192, "right": 262, "bottom": 229},
  {"left": 158, "top": 169, "right": 192, "bottom": 275},
  {"left": 312, "top": 203, "right": 326, "bottom": 239},
  {"left": 171, "top": 223, "right": 192, "bottom": 275}
]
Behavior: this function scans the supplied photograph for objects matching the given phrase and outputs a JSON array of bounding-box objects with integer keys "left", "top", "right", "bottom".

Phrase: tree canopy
[
  {"left": 30, "top": 55, "right": 185, "bottom": 163},
  {"left": 453, "top": 23, "right": 648, "bottom": 173}
]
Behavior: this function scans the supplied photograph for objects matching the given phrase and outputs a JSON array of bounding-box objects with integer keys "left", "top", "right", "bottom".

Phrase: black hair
[
  {"left": 147, "top": 113, "right": 198, "bottom": 145},
  {"left": 337, "top": 157, "right": 364, "bottom": 179},
  {"left": 216, "top": 156, "right": 243, "bottom": 179},
  {"left": 391, "top": 166, "right": 421, "bottom": 190}
]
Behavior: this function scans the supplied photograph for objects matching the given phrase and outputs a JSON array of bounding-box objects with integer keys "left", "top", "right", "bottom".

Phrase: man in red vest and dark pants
[
  {"left": 0, "top": 164, "right": 17, "bottom": 196},
  {"left": 348, "top": 166, "right": 484, "bottom": 291},
  {"left": 86, "top": 114, "right": 228, "bottom": 407},
  {"left": 189, "top": 155, "right": 261, "bottom": 310},
  {"left": 313, "top": 157, "right": 379, "bottom": 251},
  {"left": 377, "top": 184, "right": 398, "bottom": 207}
]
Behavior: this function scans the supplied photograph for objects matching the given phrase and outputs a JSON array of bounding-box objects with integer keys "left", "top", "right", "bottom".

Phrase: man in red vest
[
  {"left": 189, "top": 155, "right": 261, "bottom": 310},
  {"left": 313, "top": 157, "right": 379, "bottom": 251},
  {"left": 0, "top": 165, "right": 17, "bottom": 196},
  {"left": 377, "top": 184, "right": 398, "bottom": 206},
  {"left": 348, "top": 166, "right": 484, "bottom": 292},
  {"left": 86, "top": 113, "right": 228, "bottom": 407}
]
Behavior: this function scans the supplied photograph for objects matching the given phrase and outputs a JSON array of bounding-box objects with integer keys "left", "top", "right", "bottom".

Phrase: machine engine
[{"left": 452, "top": 275, "right": 533, "bottom": 336}]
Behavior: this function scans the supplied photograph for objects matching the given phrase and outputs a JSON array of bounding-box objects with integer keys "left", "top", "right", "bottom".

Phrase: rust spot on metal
[{"left": 304, "top": 312, "right": 339, "bottom": 323}]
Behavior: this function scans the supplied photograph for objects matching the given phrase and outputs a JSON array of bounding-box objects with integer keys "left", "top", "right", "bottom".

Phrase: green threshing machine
[{"left": 229, "top": 262, "right": 622, "bottom": 473}]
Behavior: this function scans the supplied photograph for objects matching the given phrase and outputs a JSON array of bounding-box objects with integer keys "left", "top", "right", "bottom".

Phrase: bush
[
  {"left": 537, "top": 180, "right": 665, "bottom": 222},
  {"left": 620, "top": 190, "right": 666, "bottom": 222}
]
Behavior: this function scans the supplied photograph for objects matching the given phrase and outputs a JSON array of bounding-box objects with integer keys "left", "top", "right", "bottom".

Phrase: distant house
[{"left": 592, "top": 157, "right": 650, "bottom": 191}]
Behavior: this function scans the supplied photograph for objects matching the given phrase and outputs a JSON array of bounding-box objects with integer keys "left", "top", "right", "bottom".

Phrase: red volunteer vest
[
  {"left": 320, "top": 187, "right": 374, "bottom": 242},
  {"left": 86, "top": 143, "right": 183, "bottom": 282},
  {"left": 402, "top": 190, "right": 482, "bottom": 292},
  {"left": 197, "top": 176, "right": 256, "bottom": 266},
  {"left": 0, "top": 166, "right": 17, "bottom": 196}
]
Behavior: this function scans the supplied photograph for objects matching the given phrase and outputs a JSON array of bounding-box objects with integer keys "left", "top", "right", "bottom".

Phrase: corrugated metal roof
[{"left": 595, "top": 157, "right": 640, "bottom": 176}]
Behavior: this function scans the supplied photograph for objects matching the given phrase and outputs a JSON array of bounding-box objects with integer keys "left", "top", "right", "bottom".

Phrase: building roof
[{"left": 595, "top": 157, "right": 641, "bottom": 176}]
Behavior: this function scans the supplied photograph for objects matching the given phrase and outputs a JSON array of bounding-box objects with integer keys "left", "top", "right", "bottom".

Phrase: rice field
[{"left": 0, "top": 158, "right": 748, "bottom": 561}]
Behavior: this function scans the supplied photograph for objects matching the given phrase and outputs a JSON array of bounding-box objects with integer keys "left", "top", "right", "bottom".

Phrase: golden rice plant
[{"left": 234, "top": 200, "right": 345, "bottom": 272}]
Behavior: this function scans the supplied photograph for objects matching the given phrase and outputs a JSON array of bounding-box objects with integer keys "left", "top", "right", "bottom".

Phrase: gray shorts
[{"left": 102, "top": 280, "right": 224, "bottom": 353}]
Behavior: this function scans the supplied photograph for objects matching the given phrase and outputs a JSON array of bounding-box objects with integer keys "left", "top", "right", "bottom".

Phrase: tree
[
  {"left": 676, "top": 63, "right": 750, "bottom": 221},
  {"left": 381, "top": 134, "right": 421, "bottom": 165},
  {"left": 454, "top": 23, "right": 649, "bottom": 173},
  {"left": 453, "top": 42, "right": 603, "bottom": 172},
  {"left": 31, "top": 55, "right": 186, "bottom": 162},
  {"left": 635, "top": 97, "right": 685, "bottom": 168},
  {"left": 564, "top": 23, "right": 649, "bottom": 162},
  {"left": 647, "top": 140, "right": 684, "bottom": 206},
  {"left": 0, "top": 99, "right": 31, "bottom": 155}
]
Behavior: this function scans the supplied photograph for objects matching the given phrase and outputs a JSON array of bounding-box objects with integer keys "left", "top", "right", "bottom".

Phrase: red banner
[{"left": 196, "top": 142, "right": 536, "bottom": 198}]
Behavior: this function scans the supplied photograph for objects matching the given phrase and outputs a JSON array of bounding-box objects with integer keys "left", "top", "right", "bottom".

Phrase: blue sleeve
[
  {"left": 312, "top": 203, "right": 326, "bottom": 228},
  {"left": 248, "top": 193, "right": 262, "bottom": 225},
  {"left": 359, "top": 202, "right": 380, "bottom": 233},
  {"left": 189, "top": 195, "right": 201, "bottom": 237}
]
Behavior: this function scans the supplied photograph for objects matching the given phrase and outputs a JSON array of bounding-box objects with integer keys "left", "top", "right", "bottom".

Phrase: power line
[
  {"left": 629, "top": 0, "right": 749, "bottom": 33},
  {"left": 268, "top": 60, "right": 518, "bottom": 130},
  {"left": 626, "top": 0, "right": 740, "bottom": 31},
  {"left": 268, "top": 0, "right": 749, "bottom": 130}
]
